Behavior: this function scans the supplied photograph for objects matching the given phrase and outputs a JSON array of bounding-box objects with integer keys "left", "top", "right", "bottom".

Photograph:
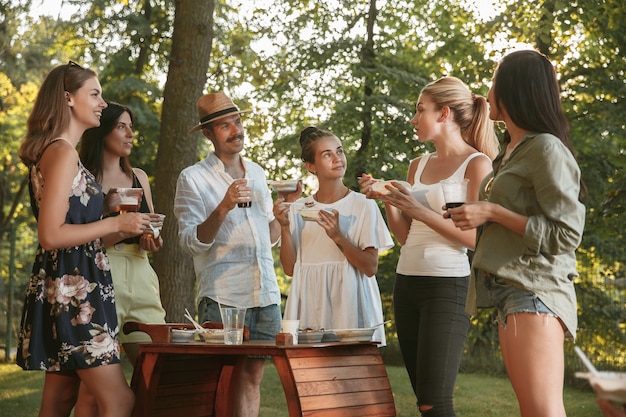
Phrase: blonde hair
[
  {"left": 19, "top": 62, "right": 97, "bottom": 166},
  {"left": 421, "top": 77, "right": 499, "bottom": 159}
]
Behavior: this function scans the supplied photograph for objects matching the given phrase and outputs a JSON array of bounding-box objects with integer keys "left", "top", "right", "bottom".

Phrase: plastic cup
[
  {"left": 113, "top": 187, "right": 143, "bottom": 213},
  {"left": 237, "top": 178, "right": 255, "bottom": 208},
  {"left": 440, "top": 179, "right": 469, "bottom": 209},
  {"left": 143, "top": 213, "right": 166, "bottom": 239},
  {"left": 280, "top": 319, "right": 300, "bottom": 344},
  {"left": 220, "top": 307, "right": 246, "bottom": 345}
]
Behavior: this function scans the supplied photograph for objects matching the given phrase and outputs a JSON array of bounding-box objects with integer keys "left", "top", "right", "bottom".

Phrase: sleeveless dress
[{"left": 17, "top": 143, "right": 121, "bottom": 371}]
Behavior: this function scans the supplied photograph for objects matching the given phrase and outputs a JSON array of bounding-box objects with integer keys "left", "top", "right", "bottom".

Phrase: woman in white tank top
[{"left": 360, "top": 76, "right": 499, "bottom": 417}]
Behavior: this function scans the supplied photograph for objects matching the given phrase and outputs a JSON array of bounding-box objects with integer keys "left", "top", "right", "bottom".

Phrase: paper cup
[{"left": 281, "top": 319, "right": 300, "bottom": 344}]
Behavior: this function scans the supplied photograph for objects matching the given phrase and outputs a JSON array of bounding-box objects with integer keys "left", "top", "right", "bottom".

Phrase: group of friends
[{"left": 13, "top": 49, "right": 622, "bottom": 417}]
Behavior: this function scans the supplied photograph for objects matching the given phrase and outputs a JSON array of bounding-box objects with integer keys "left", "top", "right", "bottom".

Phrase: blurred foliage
[{"left": 0, "top": 0, "right": 623, "bottom": 378}]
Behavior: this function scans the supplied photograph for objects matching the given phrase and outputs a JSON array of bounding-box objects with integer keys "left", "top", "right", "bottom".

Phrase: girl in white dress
[{"left": 273, "top": 126, "right": 393, "bottom": 345}]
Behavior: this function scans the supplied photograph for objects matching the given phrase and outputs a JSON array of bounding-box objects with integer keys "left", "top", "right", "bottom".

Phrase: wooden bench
[{"left": 124, "top": 322, "right": 396, "bottom": 417}]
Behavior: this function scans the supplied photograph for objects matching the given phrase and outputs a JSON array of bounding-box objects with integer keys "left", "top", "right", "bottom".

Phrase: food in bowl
[
  {"left": 299, "top": 207, "right": 333, "bottom": 221},
  {"left": 370, "top": 180, "right": 411, "bottom": 195},
  {"left": 196, "top": 328, "right": 225, "bottom": 344},
  {"left": 268, "top": 179, "right": 300, "bottom": 194},
  {"left": 332, "top": 328, "right": 376, "bottom": 342}
]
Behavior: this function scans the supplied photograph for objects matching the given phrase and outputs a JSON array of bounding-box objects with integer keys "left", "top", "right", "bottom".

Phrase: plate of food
[
  {"left": 196, "top": 328, "right": 225, "bottom": 344},
  {"left": 331, "top": 328, "right": 376, "bottom": 342},
  {"left": 297, "top": 329, "right": 325, "bottom": 344},
  {"left": 371, "top": 180, "right": 411, "bottom": 195}
]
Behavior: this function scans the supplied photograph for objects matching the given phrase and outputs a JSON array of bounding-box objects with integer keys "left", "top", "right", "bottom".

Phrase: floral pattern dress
[{"left": 16, "top": 153, "right": 121, "bottom": 371}]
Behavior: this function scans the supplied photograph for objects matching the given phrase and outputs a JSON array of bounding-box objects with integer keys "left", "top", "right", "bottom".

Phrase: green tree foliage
[{"left": 1, "top": 0, "right": 623, "bottom": 372}]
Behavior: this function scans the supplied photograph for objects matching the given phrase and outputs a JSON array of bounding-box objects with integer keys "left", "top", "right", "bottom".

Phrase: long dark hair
[
  {"left": 493, "top": 50, "right": 571, "bottom": 149},
  {"left": 493, "top": 50, "right": 585, "bottom": 197},
  {"left": 80, "top": 101, "right": 134, "bottom": 182}
]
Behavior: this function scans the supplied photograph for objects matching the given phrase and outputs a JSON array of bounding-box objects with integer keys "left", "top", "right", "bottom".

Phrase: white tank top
[{"left": 396, "top": 153, "right": 485, "bottom": 277}]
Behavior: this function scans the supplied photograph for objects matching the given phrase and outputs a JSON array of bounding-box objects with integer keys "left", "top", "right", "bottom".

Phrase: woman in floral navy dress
[{"left": 16, "top": 61, "right": 150, "bottom": 417}]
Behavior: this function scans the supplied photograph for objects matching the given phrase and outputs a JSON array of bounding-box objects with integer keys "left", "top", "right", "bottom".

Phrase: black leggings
[{"left": 393, "top": 274, "right": 470, "bottom": 417}]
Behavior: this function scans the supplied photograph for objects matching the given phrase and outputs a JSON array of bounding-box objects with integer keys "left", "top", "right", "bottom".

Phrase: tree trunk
[
  {"left": 152, "top": 0, "right": 215, "bottom": 322},
  {"left": 353, "top": 0, "right": 377, "bottom": 179}
]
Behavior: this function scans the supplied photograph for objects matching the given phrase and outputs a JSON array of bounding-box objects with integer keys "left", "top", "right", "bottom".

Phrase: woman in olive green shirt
[{"left": 448, "top": 50, "right": 585, "bottom": 417}]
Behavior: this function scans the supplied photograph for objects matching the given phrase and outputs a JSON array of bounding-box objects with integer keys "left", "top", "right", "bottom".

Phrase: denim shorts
[
  {"left": 484, "top": 274, "right": 557, "bottom": 327},
  {"left": 197, "top": 297, "right": 281, "bottom": 341}
]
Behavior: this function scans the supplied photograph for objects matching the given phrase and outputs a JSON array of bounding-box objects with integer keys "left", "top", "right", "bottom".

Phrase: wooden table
[{"left": 124, "top": 323, "right": 396, "bottom": 417}]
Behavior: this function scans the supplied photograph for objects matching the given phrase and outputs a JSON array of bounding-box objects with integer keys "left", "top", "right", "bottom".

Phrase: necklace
[{"left": 313, "top": 187, "right": 350, "bottom": 203}]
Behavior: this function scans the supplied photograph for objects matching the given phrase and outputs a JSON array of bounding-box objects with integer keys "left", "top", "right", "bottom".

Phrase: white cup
[
  {"left": 220, "top": 307, "right": 246, "bottom": 345},
  {"left": 281, "top": 319, "right": 300, "bottom": 344}
]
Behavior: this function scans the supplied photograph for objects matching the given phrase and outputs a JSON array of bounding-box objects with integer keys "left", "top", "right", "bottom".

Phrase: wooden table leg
[
  {"left": 272, "top": 355, "right": 303, "bottom": 417},
  {"left": 131, "top": 352, "right": 161, "bottom": 417},
  {"left": 214, "top": 355, "right": 246, "bottom": 417}
]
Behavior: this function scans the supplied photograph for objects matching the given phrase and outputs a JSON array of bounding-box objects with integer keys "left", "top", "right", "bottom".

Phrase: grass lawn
[{"left": 0, "top": 359, "right": 599, "bottom": 417}]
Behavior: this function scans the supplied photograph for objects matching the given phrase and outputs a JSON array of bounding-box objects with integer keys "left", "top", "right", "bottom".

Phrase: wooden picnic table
[{"left": 124, "top": 322, "right": 396, "bottom": 417}]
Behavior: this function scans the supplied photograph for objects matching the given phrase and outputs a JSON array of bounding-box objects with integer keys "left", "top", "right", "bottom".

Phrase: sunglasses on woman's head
[{"left": 63, "top": 60, "right": 84, "bottom": 91}]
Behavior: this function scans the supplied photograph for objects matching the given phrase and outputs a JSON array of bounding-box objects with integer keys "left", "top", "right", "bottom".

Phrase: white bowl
[
  {"left": 371, "top": 180, "right": 410, "bottom": 195},
  {"left": 576, "top": 371, "right": 626, "bottom": 402},
  {"left": 299, "top": 207, "right": 333, "bottom": 221},
  {"left": 297, "top": 330, "right": 325, "bottom": 343},
  {"left": 170, "top": 328, "right": 196, "bottom": 343},
  {"left": 196, "top": 328, "right": 225, "bottom": 344},
  {"left": 332, "top": 328, "right": 376, "bottom": 342},
  {"left": 268, "top": 179, "right": 300, "bottom": 193}
]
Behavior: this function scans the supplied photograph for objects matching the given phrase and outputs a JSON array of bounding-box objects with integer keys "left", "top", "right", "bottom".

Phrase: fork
[{"left": 184, "top": 308, "right": 205, "bottom": 331}]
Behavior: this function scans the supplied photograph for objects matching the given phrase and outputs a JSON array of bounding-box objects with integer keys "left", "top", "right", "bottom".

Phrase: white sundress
[{"left": 283, "top": 191, "right": 393, "bottom": 345}]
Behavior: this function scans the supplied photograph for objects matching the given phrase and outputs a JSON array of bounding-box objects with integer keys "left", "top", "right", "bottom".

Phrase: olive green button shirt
[{"left": 467, "top": 132, "right": 585, "bottom": 341}]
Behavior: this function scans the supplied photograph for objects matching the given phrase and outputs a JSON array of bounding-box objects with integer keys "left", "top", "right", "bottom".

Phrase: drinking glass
[
  {"left": 220, "top": 307, "right": 246, "bottom": 345},
  {"left": 440, "top": 179, "right": 468, "bottom": 209},
  {"left": 143, "top": 213, "right": 166, "bottom": 239},
  {"left": 237, "top": 178, "right": 254, "bottom": 208},
  {"left": 113, "top": 187, "right": 143, "bottom": 213}
]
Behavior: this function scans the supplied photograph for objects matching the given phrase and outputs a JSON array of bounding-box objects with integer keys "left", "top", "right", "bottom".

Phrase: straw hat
[{"left": 188, "top": 91, "right": 251, "bottom": 133}]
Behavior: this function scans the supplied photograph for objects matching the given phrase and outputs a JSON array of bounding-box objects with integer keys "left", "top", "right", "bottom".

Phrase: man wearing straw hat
[{"left": 174, "top": 91, "right": 283, "bottom": 417}]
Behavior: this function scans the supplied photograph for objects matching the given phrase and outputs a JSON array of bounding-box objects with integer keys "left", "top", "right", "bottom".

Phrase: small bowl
[
  {"left": 268, "top": 179, "right": 300, "bottom": 193},
  {"left": 576, "top": 371, "right": 626, "bottom": 403},
  {"left": 371, "top": 180, "right": 411, "bottom": 195},
  {"left": 170, "top": 328, "right": 196, "bottom": 343},
  {"left": 299, "top": 207, "right": 333, "bottom": 221},
  {"left": 297, "top": 330, "right": 325, "bottom": 344}
]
